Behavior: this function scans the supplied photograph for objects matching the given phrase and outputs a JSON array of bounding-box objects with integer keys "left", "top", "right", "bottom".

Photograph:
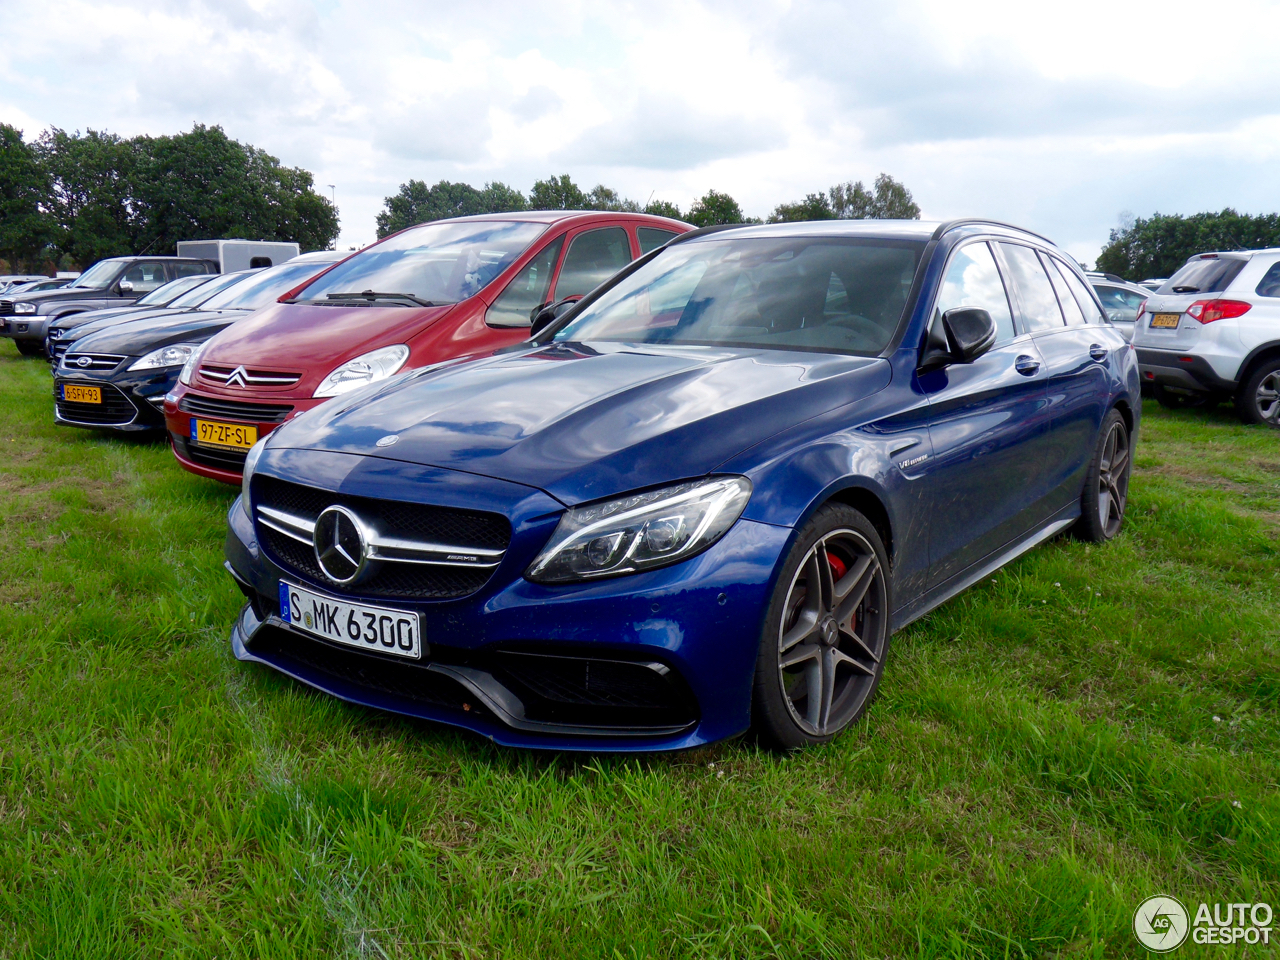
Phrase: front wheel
[
  {"left": 751, "top": 504, "right": 891, "bottom": 750},
  {"left": 14, "top": 339, "right": 43, "bottom": 357},
  {"left": 1235, "top": 359, "right": 1280, "bottom": 427},
  {"left": 1073, "top": 408, "right": 1131, "bottom": 542}
]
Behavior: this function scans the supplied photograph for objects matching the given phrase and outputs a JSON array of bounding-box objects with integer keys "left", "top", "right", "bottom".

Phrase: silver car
[{"left": 1086, "top": 272, "right": 1150, "bottom": 342}]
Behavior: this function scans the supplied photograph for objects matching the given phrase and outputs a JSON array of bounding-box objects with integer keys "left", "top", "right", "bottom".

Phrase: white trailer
[{"left": 175, "top": 239, "right": 301, "bottom": 273}]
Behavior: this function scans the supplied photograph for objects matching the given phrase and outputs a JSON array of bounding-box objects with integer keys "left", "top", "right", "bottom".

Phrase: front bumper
[
  {"left": 53, "top": 367, "right": 175, "bottom": 432},
  {"left": 223, "top": 457, "right": 791, "bottom": 751},
  {"left": 1136, "top": 347, "right": 1238, "bottom": 395},
  {"left": 4, "top": 315, "right": 51, "bottom": 345}
]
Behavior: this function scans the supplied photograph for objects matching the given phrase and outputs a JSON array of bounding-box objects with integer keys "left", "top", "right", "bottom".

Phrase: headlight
[
  {"left": 128, "top": 342, "right": 197, "bottom": 372},
  {"left": 178, "top": 340, "right": 210, "bottom": 385},
  {"left": 241, "top": 437, "right": 267, "bottom": 519},
  {"left": 14, "top": 302, "right": 37, "bottom": 315},
  {"left": 314, "top": 344, "right": 410, "bottom": 398},
  {"left": 526, "top": 476, "right": 752, "bottom": 584}
]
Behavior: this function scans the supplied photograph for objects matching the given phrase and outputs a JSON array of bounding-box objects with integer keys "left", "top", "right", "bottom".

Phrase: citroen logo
[
  {"left": 226, "top": 365, "right": 250, "bottom": 388},
  {"left": 76, "top": 356, "right": 92, "bottom": 367},
  {"left": 313, "top": 505, "right": 370, "bottom": 584}
]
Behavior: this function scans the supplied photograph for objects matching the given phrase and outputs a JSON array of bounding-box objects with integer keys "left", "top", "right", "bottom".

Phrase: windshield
[
  {"left": 295, "top": 221, "right": 546, "bottom": 306},
  {"left": 1158, "top": 256, "right": 1247, "bottom": 295},
  {"left": 202, "top": 258, "right": 339, "bottom": 310},
  {"left": 169, "top": 270, "right": 256, "bottom": 308},
  {"left": 136, "top": 274, "right": 214, "bottom": 306},
  {"left": 553, "top": 237, "right": 925, "bottom": 355},
  {"left": 69, "top": 259, "right": 124, "bottom": 290}
]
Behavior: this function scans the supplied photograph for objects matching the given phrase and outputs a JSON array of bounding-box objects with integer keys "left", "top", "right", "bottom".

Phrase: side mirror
[
  {"left": 918, "top": 307, "right": 997, "bottom": 372},
  {"left": 117, "top": 280, "right": 134, "bottom": 294},
  {"left": 530, "top": 296, "right": 581, "bottom": 337}
]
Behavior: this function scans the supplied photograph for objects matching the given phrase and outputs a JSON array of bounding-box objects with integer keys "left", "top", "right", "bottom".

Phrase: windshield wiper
[
  {"left": 324, "top": 290, "right": 441, "bottom": 307},
  {"left": 1171, "top": 285, "right": 1200, "bottom": 293}
]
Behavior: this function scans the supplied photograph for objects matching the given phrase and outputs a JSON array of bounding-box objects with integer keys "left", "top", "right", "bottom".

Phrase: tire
[
  {"left": 1234, "top": 358, "right": 1280, "bottom": 427},
  {"left": 751, "top": 503, "right": 892, "bottom": 750},
  {"left": 1073, "top": 408, "right": 1131, "bottom": 542},
  {"left": 1153, "top": 384, "right": 1210, "bottom": 410},
  {"left": 14, "top": 339, "right": 43, "bottom": 357}
]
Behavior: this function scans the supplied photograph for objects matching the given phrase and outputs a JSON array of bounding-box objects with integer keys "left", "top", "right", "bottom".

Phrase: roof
[
  {"left": 430, "top": 210, "right": 690, "bottom": 227},
  {"left": 673, "top": 218, "right": 1054, "bottom": 245}
]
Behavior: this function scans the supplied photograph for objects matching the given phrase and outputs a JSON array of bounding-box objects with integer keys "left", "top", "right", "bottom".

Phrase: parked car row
[{"left": 8, "top": 213, "right": 1141, "bottom": 753}]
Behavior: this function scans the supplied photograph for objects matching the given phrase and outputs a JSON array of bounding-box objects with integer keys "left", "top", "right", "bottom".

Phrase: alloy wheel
[
  {"left": 1254, "top": 371, "right": 1280, "bottom": 425},
  {"left": 777, "top": 528, "right": 887, "bottom": 737},
  {"left": 1097, "top": 420, "right": 1130, "bottom": 539}
]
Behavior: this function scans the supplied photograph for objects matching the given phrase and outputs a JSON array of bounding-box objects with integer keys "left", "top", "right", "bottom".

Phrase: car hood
[
  {"left": 199, "top": 300, "right": 457, "bottom": 380},
  {"left": 271, "top": 341, "right": 891, "bottom": 505},
  {"left": 68, "top": 309, "right": 248, "bottom": 358},
  {"left": 8, "top": 287, "right": 114, "bottom": 307},
  {"left": 58, "top": 306, "right": 191, "bottom": 339}
]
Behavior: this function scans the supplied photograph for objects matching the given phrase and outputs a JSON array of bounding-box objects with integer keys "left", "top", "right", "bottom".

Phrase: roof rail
[
  {"left": 667, "top": 223, "right": 749, "bottom": 245},
  {"left": 930, "top": 219, "right": 1056, "bottom": 245}
]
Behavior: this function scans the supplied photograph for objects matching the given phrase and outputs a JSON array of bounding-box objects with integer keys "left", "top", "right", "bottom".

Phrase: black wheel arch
[{"left": 1235, "top": 341, "right": 1280, "bottom": 387}]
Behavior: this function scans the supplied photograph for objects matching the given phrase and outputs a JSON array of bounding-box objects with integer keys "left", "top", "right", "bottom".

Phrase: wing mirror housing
[
  {"left": 117, "top": 279, "right": 134, "bottom": 295},
  {"left": 530, "top": 296, "right": 582, "bottom": 337},
  {"left": 918, "top": 307, "right": 997, "bottom": 373}
]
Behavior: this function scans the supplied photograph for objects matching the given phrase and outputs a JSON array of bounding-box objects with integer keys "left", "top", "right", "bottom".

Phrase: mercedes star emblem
[
  {"left": 313, "top": 505, "right": 370, "bottom": 584},
  {"left": 376, "top": 435, "right": 399, "bottom": 447}
]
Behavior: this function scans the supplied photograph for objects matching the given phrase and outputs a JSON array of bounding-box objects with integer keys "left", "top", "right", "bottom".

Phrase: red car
[{"left": 165, "top": 211, "right": 690, "bottom": 483}]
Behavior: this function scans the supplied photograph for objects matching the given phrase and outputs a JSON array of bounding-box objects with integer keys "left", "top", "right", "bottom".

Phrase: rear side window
[
  {"left": 638, "top": 227, "right": 679, "bottom": 254},
  {"left": 486, "top": 237, "right": 565, "bottom": 327},
  {"left": 1255, "top": 261, "right": 1280, "bottom": 298},
  {"left": 120, "top": 261, "right": 169, "bottom": 293},
  {"left": 1043, "top": 255, "right": 1086, "bottom": 325},
  {"left": 998, "top": 243, "right": 1064, "bottom": 333},
  {"left": 1052, "top": 261, "right": 1107, "bottom": 324},
  {"left": 934, "top": 242, "right": 1015, "bottom": 343},
  {"left": 1158, "top": 256, "right": 1247, "bottom": 295},
  {"left": 171, "top": 261, "right": 213, "bottom": 278},
  {"left": 554, "top": 227, "right": 632, "bottom": 299}
]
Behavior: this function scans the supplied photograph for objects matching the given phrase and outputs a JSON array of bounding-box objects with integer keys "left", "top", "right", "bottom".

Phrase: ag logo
[{"left": 1134, "top": 895, "right": 1189, "bottom": 953}]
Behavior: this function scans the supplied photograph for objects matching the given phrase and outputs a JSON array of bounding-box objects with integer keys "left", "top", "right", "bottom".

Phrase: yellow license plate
[
  {"left": 62, "top": 384, "right": 101, "bottom": 404},
  {"left": 1150, "top": 313, "right": 1181, "bottom": 329},
  {"left": 192, "top": 419, "right": 258, "bottom": 450}
]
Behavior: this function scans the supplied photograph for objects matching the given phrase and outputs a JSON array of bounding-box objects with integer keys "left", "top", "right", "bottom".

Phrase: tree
[
  {"left": 830, "top": 173, "right": 920, "bottom": 220},
  {"left": 0, "top": 124, "right": 52, "bottom": 268},
  {"left": 1096, "top": 209, "right": 1280, "bottom": 281},
  {"left": 643, "top": 199, "right": 683, "bottom": 220},
  {"left": 768, "top": 192, "right": 836, "bottom": 223},
  {"left": 686, "top": 189, "right": 752, "bottom": 227},
  {"left": 35, "top": 127, "right": 139, "bottom": 264},
  {"left": 529, "top": 174, "right": 588, "bottom": 210},
  {"left": 375, "top": 179, "right": 527, "bottom": 237}
]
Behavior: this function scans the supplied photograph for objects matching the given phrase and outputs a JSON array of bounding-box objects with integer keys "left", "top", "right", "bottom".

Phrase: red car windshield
[{"left": 294, "top": 220, "right": 547, "bottom": 306}]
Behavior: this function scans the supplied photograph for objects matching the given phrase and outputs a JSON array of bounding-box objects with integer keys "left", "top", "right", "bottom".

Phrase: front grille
[
  {"left": 199, "top": 364, "right": 301, "bottom": 387},
  {"left": 174, "top": 436, "right": 248, "bottom": 472},
  {"left": 61, "top": 353, "right": 125, "bottom": 372},
  {"left": 54, "top": 381, "right": 137, "bottom": 425},
  {"left": 50, "top": 340, "right": 71, "bottom": 364},
  {"left": 255, "top": 476, "right": 511, "bottom": 601},
  {"left": 179, "top": 393, "right": 293, "bottom": 423},
  {"left": 0, "top": 301, "right": 12, "bottom": 316}
]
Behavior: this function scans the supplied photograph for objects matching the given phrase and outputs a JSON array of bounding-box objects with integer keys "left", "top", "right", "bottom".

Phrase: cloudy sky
[{"left": 3, "top": 0, "right": 1278, "bottom": 265}]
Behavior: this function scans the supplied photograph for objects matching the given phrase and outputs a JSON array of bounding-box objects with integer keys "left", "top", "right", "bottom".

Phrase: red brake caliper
[{"left": 826, "top": 552, "right": 847, "bottom": 580}]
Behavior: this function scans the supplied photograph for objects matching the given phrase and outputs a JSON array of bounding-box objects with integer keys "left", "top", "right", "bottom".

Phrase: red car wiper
[{"left": 324, "top": 290, "right": 443, "bottom": 307}]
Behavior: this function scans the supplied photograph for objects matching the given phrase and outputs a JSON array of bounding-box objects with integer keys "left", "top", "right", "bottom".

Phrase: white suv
[{"left": 1133, "top": 249, "right": 1280, "bottom": 426}]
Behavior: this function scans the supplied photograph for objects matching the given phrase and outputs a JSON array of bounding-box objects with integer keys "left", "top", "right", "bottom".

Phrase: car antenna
[{"left": 135, "top": 236, "right": 160, "bottom": 257}]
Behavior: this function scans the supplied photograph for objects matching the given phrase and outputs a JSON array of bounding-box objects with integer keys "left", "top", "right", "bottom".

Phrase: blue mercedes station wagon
[{"left": 223, "top": 218, "right": 1139, "bottom": 751}]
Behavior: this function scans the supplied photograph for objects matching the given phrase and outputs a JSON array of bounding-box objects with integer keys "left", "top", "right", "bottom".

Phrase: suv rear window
[{"left": 1157, "top": 256, "right": 1247, "bottom": 295}]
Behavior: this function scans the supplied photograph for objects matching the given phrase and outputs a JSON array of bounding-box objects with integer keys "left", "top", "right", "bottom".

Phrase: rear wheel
[
  {"left": 752, "top": 504, "right": 891, "bottom": 750},
  {"left": 1073, "top": 408, "right": 1131, "bottom": 542},
  {"left": 1235, "top": 359, "right": 1280, "bottom": 427}
]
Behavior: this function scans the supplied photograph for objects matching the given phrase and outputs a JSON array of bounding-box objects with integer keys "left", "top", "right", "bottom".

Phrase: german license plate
[
  {"left": 278, "top": 581, "right": 423, "bottom": 660},
  {"left": 191, "top": 418, "right": 257, "bottom": 450},
  {"left": 1150, "top": 313, "right": 1181, "bottom": 329},
  {"left": 62, "top": 384, "right": 101, "bottom": 404}
]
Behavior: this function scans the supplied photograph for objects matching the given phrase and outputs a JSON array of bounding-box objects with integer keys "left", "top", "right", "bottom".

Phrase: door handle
[
  {"left": 1015, "top": 355, "right": 1040, "bottom": 376},
  {"left": 1089, "top": 344, "right": 1107, "bottom": 361}
]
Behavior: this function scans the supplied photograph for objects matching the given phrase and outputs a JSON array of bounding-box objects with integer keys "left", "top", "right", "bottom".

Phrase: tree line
[
  {"left": 375, "top": 172, "right": 921, "bottom": 237},
  {"left": 1097, "top": 210, "right": 1280, "bottom": 281},
  {"left": 0, "top": 124, "right": 340, "bottom": 272}
]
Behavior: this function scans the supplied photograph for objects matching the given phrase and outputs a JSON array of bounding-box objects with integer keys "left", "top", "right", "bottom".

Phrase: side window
[
  {"left": 1094, "top": 285, "right": 1139, "bottom": 321},
  {"left": 998, "top": 243, "right": 1064, "bottom": 333},
  {"left": 485, "top": 237, "right": 564, "bottom": 328},
  {"left": 1256, "top": 261, "right": 1280, "bottom": 298},
  {"left": 553, "top": 227, "right": 632, "bottom": 299},
  {"left": 1053, "top": 261, "right": 1108, "bottom": 324},
  {"left": 933, "top": 242, "right": 1015, "bottom": 343},
  {"left": 171, "top": 261, "right": 212, "bottom": 279},
  {"left": 1043, "top": 255, "right": 1086, "bottom": 325},
  {"left": 638, "top": 227, "right": 678, "bottom": 254},
  {"left": 121, "top": 261, "right": 168, "bottom": 293}
]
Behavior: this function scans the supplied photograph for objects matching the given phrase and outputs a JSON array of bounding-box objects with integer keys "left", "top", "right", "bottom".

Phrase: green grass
[{"left": 0, "top": 344, "right": 1276, "bottom": 959}]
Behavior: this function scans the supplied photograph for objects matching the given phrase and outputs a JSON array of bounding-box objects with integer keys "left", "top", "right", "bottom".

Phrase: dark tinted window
[
  {"left": 171, "top": 261, "right": 213, "bottom": 278},
  {"left": 999, "top": 243, "right": 1064, "bottom": 333},
  {"left": 554, "top": 227, "right": 632, "bottom": 299},
  {"left": 1255, "top": 261, "right": 1280, "bottom": 298},
  {"left": 120, "top": 261, "right": 169, "bottom": 293},
  {"left": 934, "top": 242, "right": 1015, "bottom": 342},
  {"left": 1158, "top": 256, "right": 1247, "bottom": 295},
  {"left": 554, "top": 237, "right": 924, "bottom": 355},
  {"left": 638, "top": 227, "right": 678, "bottom": 254},
  {"left": 486, "top": 237, "right": 565, "bottom": 327},
  {"left": 1044, "top": 255, "right": 1086, "bottom": 325}
]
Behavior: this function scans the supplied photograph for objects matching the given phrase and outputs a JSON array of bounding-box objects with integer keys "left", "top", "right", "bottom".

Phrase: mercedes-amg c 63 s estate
[{"left": 223, "top": 219, "right": 1139, "bottom": 752}]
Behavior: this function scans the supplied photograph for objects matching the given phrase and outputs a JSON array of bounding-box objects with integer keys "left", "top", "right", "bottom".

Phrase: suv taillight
[
  {"left": 1135, "top": 299, "right": 1147, "bottom": 323},
  {"left": 1186, "top": 299, "right": 1251, "bottom": 324}
]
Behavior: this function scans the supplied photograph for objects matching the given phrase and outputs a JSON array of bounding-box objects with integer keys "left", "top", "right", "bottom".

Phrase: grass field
[{"left": 0, "top": 344, "right": 1276, "bottom": 959}]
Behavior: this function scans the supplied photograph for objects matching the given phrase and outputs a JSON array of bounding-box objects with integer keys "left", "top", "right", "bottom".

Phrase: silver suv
[{"left": 1132, "top": 249, "right": 1280, "bottom": 426}]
